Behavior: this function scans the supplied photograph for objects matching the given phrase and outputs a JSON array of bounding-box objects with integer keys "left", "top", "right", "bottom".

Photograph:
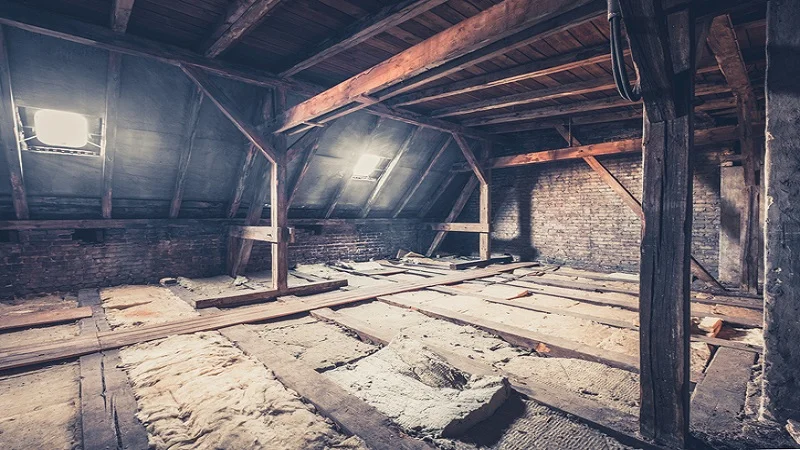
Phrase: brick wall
[
  {"left": 1, "top": 221, "right": 423, "bottom": 298},
  {"left": 444, "top": 151, "right": 723, "bottom": 276}
]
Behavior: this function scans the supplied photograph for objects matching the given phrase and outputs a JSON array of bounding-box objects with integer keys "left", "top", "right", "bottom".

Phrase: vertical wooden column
[
  {"left": 271, "top": 87, "right": 289, "bottom": 291},
  {"left": 101, "top": 52, "right": 122, "bottom": 219},
  {"left": 762, "top": 0, "right": 800, "bottom": 423},
  {"left": 478, "top": 141, "right": 491, "bottom": 260},
  {"left": 619, "top": 1, "right": 694, "bottom": 446}
]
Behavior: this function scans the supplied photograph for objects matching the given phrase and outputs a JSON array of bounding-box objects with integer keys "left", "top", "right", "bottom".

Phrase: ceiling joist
[{"left": 202, "top": 0, "right": 285, "bottom": 58}]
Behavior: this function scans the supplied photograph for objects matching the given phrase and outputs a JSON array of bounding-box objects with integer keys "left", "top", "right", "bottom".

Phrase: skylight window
[
  {"left": 33, "top": 109, "right": 89, "bottom": 148},
  {"left": 352, "top": 154, "right": 382, "bottom": 179}
]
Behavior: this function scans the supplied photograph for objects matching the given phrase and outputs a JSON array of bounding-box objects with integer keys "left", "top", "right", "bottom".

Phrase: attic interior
[{"left": 0, "top": 0, "right": 798, "bottom": 449}]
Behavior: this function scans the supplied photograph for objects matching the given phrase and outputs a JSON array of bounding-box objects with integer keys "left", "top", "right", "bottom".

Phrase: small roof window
[
  {"left": 34, "top": 109, "right": 89, "bottom": 148},
  {"left": 352, "top": 154, "right": 383, "bottom": 179}
]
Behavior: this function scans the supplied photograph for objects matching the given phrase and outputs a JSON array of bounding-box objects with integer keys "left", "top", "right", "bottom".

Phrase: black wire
[{"left": 608, "top": 11, "right": 641, "bottom": 102}]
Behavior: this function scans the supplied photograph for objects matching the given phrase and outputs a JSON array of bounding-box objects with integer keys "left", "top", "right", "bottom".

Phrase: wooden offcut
[{"left": 0, "top": 306, "right": 92, "bottom": 332}]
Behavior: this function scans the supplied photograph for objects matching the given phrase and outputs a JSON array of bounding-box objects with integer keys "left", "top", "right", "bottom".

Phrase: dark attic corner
[{"left": 0, "top": 0, "right": 798, "bottom": 449}]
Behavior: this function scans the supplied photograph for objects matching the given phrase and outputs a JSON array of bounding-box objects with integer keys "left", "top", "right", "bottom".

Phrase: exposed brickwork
[
  {"left": 1, "top": 222, "right": 422, "bottom": 298},
  {"left": 444, "top": 151, "right": 723, "bottom": 276}
]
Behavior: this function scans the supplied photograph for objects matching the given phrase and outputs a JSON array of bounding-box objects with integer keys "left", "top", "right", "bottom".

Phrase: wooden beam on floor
[
  {"left": 201, "top": 0, "right": 284, "bottom": 58},
  {"left": 221, "top": 325, "right": 432, "bottom": 449},
  {"left": 426, "top": 176, "right": 479, "bottom": 256},
  {"left": 449, "top": 256, "right": 513, "bottom": 270},
  {"left": 0, "top": 26, "right": 26, "bottom": 220},
  {"left": 361, "top": 126, "right": 421, "bottom": 218},
  {"left": 280, "top": 0, "right": 447, "bottom": 77},
  {"left": 452, "top": 125, "right": 739, "bottom": 171},
  {"left": 0, "top": 262, "right": 535, "bottom": 372},
  {"left": 762, "top": 0, "right": 800, "bottom": 422},
  {"left": 169, "top": 87, "right": 204, "bottom": 219},
  {"left": 690, "top": 347, "right": 757, "bottom": 436},
  {"left": 554, "top": 126, "right": 725, "bottom": 290},
  {"left": 101, "top": 52, "right": 122, "bottom": 219},
  {"left": 193, "top": 279, "right": 349, "bottom": 309},
  {"left": 110, "top": 0, "right": 135, "bottom": 33},
  {"left": 619, "top": 0, "right": 694, "bottom": 445},
  {"left": 77, "top": 289, "right": 148, "bottom": 450},
  {"left": 311, "top": 306, "right": 662, "bottom": 450},
  {"left": 269, "top": 0, "right": 602, "bottom": 134},
  {"left": 376, "top": 295, "right": 639, "bottom": 372},
  {"left": 393, "top": 135, "right": 451, "bottom": 218},
  {"left": 0, "top": 306, "right": 93, "bottom": 332},
  {"left": 707, "top": 14, "right": 762, "bottom": 293}
]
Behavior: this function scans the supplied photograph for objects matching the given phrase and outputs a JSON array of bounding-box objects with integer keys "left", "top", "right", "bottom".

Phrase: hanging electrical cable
[{"left": 608, "top": 0, "right": 641, "bottom": 102}]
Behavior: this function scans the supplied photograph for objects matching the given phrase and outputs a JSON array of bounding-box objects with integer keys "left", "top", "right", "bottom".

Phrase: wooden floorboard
[
  {"left": 0, "top": 263, "right": 535, "bottom": 372},
  {"left": 691, "top": 347, "right": 756, "bottom": 435},
  {"left": 77, "top": 289, "right": 148, "bottom": 450},
  {"left": 193, "top": 279, "right": 349, "bottom": 308},
  {"left": 0, "top": 306, "right": 92, "bottom": 332}
]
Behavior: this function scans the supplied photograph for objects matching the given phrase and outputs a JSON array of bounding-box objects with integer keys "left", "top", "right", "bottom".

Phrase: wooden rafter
[
  {"left": 392, "top": 135, "right": 452, "bottom": 218},
  {"left": 360, "top": 126, "right": 421, "bottom": 218},
  {"left": 0, "top": 25, "right": 26, "bottom": 219},
  {"left": 228, "top": 144, "right": 258, "bottom": 218},
  {"left": 110, "top": 0, "right": 135, "bottom": 33},
  {"left": 288, "top": 132, "right": 322, "bottom": 207},
  {"left": 324, "top": 118, "right": 385, "bottom": 219},
  {"left": 279, "top": 0, "right": 448, "bottom": 77},
  {"left": 270, "top": 0, "right": 602, "bottom": 134},
  {"left": 101, "top": 53, "right": 122, "bottom": 219},
  {"left": 453, "top": 125, "right": 740, "bottom": 171},
  {"left": 426, "top": 176, "right": 479, "bottom": 256},
  {"left": 417, "top": 171, "right": 457, "bottom": 219},
  {"left": 452, "top": 134, "right": 488, "bottom": 185},
  {"left": 181, "top": 65, "right": 278, "bottom": 164},
  {"left": 169, "top": 87, "right": 204, "bottom": 219},
  {"left": 707, "top": 14, "right": 762, "bottom": 293},
  {"left": 201, "top": 0, "right": 284, "bottom": 58}
]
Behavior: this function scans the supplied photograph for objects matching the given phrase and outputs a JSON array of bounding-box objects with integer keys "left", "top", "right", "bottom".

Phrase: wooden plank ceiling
[{"left": 0, "top": 0, "right": 767, "bottom": 220}]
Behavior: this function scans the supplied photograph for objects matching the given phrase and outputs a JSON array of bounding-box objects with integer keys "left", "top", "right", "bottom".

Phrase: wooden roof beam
[
  {"left": 110, "top": 0, "right": 135, "bottom": 33},
  {"left": 279, "top": 0, "right": 448, "bottom": 77},
  {"left": 202, "top": 0, "right": 285, "bottom": 58},
  {"left": 269, "top": 0, "right": 604, "bottom": 135},
  {"left": 392, "top": 135, "right": 452, "bottom": 218},
  {"left": 360, "top": 126, "right": 422, "bottom": 218},
  {"left": 452, "top": 134, "right": 488, "bottom": 185},
  {"left": 452, "top": 125, "right": 740, "bottom": 171},
  {"left": 168, "top": 87, "right": 204, "bottom": 218},
  {"left": 0, "top": 26, "right": 27, "bottom": 219}
]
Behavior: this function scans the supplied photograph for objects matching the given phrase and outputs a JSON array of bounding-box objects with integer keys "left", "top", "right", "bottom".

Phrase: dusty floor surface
[
  {"left": 0, "top": 364, "right": 81, "bottom": 450},
  {"left": 0, "top": 294, "right": 81, "bottom": 349},
  {"left": 101, "top": 284, "right": 365, "bottom": 450}
]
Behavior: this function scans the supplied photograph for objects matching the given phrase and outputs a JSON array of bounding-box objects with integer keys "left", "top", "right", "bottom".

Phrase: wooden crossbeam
[
  {"left": 426, "top": 176, "right": 479, "bottom": 256},
  {"left": 424, "top": 222, "right": 488, "bottom": 233},
  {"left": 453, "top": 125, "right": 739, "bottom": 171},
  {"left": 229, "top": 225, "right": 292, "bottom": 243},
  {"left": 360, "top": 126, "right": 421, "bottom": 218},
  {"left": 182, "top": 65, "right": 278, "bottom": 164},
  {"left": 270, "top": 0, "right": 601, "bottom": 134},
  {"left": 169, "top": 87, "right": 204, "bottom": 218},
  {"left": 707, "top": 14, "right": 762, "bottom": 293},
  {"left": 0, "top": 26, "right": 26, "bottom": 220},
  {"left": 279, "top": 0, "right": 448, "bottom": 77},
  {"left": 202, "top": 0, "right": 284, "bottom": 58},
  {"left": 110, "top": 0, "right": 135, "bottom": 33},
  {"left": 392, "top": 135, "right": 451, "bottom": 218}
]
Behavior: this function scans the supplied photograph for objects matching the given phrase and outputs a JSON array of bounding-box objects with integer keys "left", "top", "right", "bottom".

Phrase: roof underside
[{"left": 0, "top": 0, "right": 767, "bottom": 220}]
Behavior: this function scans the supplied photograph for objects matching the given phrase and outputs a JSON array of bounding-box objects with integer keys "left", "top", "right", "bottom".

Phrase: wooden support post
[
  {"left": 0, "top": 26, "right": 27, "bottom": 220},
  {"left": 479, "top": 141, "right": 491, "bottom": 260},
  {"left": 619, "top": 0, "right": 694, "bottom": 446},
  {"left": 169, "top": 87, "right": 204, "bottom": 218},
  {"left": 271, "top": 88, "right": 288, "bottom": 291},
  {"left": 426, "top": 176, "right": 479, "bottom": 257},
  {"left": 101, "top": 52, "right": 122, "bottom": 219},
  {"left": 762, "top": 0, "right": 800, "bottom": 422},
  {"left": 707, "top": 14, "right": 762, "bottom": 293},
  {"left": 360, "top": 126, "right": 421, "bottom": 218}
]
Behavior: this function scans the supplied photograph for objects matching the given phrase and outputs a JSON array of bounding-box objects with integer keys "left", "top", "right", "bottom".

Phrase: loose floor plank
[
  {"left": 192, "top": 279, "right": 348, "bottom": 308},
  {"left": 449, "top": 256, "right": 513, "bottom": 270},
  {"left": 221, "top": 325, "right": 432, "bottom": 450},
  {"left": 0, "top": 306, "right": 92, "bottom": 332},
  {"left": 376, "top": 295, "right": 639, "bottom": 372},
  {"left": 0, "top": 263, "right": 535, "bottom": 372},
  {"left": 690, "top": 347, "right": 757, "bottom": 435}
]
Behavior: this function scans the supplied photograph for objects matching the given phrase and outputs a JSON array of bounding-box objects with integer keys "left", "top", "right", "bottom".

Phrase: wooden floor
[{"left": 0, "top": 260, "right": 769, "bottom": 450}]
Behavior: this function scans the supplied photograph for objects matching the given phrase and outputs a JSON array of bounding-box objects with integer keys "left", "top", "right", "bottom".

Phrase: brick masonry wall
[
  {"left": 444, "top": 151, "right": 723, "bottom": 276},
  {"left": 1, "top": 222, "right": 423, "bottom": 298}
]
